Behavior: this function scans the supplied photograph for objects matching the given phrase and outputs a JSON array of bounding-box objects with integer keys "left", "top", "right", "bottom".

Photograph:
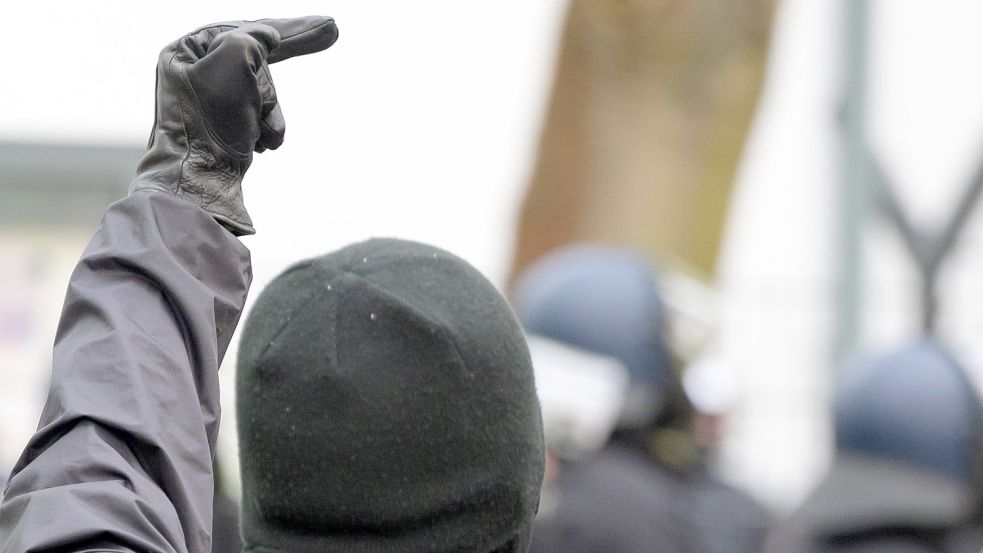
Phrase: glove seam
[
  {"left": 251, "top": 276, "right": 334, "bottom": 366},
  {"left": 174, "top": 71, "right": 194, "bottom": 201},
  {"left": 183, "top": 67, "right": 253, "bottom": 160},
  {"left": 278, "top": 24, "right": 325, "bottom": 42},
  {"left": 191, "top": 23, "right": 238, "bottom": 36}
]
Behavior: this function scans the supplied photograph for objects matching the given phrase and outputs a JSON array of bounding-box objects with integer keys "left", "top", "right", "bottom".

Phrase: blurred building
[{"left": 0, "top": 142, "right": 140, "bottom": 466}]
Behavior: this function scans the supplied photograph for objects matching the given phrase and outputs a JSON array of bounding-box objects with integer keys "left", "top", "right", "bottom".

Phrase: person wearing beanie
[
  {"left": 0, "top": 17, "right": 544, "bottom": 553},
  {"left": 237, "top": 239, "right": 544, "bottom": 553}
]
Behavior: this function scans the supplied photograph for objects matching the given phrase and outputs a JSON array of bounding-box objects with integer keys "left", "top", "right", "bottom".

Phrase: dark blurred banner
[{"left": 512, "top": 0, "right": 776, "bottom": 279}]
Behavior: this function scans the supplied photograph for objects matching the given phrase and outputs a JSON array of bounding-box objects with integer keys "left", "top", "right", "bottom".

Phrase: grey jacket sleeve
[{"left": 0, "top": 190, "right": 252, "bottom": 553}]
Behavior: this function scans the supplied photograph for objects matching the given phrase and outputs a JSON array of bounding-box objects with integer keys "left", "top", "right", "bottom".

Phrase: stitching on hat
[
  {"left": 251, "top": 274, "right": 338, "bottom": 367},
  {"left": 333, "top": 270, "right": 468, "bottom": 372}
]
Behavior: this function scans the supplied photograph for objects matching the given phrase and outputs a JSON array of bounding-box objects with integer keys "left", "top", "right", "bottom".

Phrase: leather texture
[{"left": 130, "top": 17, "right": 338, "bottom": 235}]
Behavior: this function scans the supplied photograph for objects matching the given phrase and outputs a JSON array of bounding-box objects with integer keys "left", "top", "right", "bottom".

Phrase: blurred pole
[
  {"left": 868, "top": 134, "right": 983, "bottom": 335},
  {"left": 868, "top": 156, "right": 933, "bottom": 330},
  {"left": 924, "top": 161, "right": 983, "bottom": 332},
  {"left": 835, "top": 0, "right": 871, "bottom": 363}
]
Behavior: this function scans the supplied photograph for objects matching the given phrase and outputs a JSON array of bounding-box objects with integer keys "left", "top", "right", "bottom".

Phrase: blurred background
[{"left": 6, "top": 0, "right": 983, "bottom": 545}]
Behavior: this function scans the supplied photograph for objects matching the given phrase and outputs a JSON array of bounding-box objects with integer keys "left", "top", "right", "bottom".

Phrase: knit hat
[{"left": 236, "top": 238, "right": 545, "bottom": 553}]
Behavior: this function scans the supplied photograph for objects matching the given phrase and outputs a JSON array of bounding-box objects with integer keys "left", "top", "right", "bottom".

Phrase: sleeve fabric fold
[{"left": 0, "top": 191, "right": 252, "bottom": 553}]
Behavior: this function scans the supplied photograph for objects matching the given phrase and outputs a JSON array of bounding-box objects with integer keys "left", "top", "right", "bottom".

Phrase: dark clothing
[
  {"left": 212, "top": 487, "right": 244, "bottom": 553},
  {"left": 528, "top": 444, "right": 768, "bottom": 553},
  {"left": 0, "top": 191, "right": 251, "bottom": 553},
  {"left": 766, "top": 528, "right": 975, "bottom": 553},
  {"left": 688, "top": 463, "right": 770, "bottom": 553},
  {"left": 529, "top": 444, "right": 696, "bottom": 553},
  {"left": 764, "top": 454, "right": 983, "bottom": 553}
]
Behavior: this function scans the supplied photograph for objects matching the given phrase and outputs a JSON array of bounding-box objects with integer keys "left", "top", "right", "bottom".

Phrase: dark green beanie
[{"left": 236, "top": 238, "right": 545, "bottom": 553}]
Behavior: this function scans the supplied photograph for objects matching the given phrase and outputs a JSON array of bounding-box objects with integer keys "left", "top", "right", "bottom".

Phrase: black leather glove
[{"left": 130, "top": 17, "right": 339, "bottom": 235}]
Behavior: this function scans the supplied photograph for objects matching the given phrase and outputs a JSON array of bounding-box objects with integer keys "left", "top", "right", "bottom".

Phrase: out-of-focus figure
[
  {"left": 211, "top": 462, "right": 243, "bottom": 553},
  {"left": 764, "top": 341, "right": 983, "bottom": 553},
  {"left": 683, "top": 357, "right": 771, "bottom": 553},
  {"left": 514, "top": 245, "right": 768, "bottom": 553}
]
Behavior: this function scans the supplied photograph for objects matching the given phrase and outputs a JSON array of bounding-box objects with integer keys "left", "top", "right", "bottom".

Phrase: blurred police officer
[
  {"left": 513, "top": 245, "right": 767, "bottom": 553},
  {"left": 764, "top": 340, "right": 983, "bottom": 553}
]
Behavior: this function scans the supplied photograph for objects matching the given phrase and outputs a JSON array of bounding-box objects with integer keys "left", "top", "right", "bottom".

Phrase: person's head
[
  {"left": 835, "top": 340, "right": 983, "bottom": 484},
  {"left": 511, "top": 245, "right": 673, "bottom": 428},
  {"left": 236, "top": 238, "right": 545, "bottom": 553},
  {"left": 511, "top": 245, "right": 695, "bottom": 468},
  {"left": 813, "top": 339, "right": 983, "bottom": 528}
]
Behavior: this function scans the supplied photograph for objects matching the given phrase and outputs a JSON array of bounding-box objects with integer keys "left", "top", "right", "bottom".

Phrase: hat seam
[
  {"left": 331, "top": 269, "right": 468, "bottom": 372},
  {"left": 251, "top": 273, "right": 339, "bottom": 368}
]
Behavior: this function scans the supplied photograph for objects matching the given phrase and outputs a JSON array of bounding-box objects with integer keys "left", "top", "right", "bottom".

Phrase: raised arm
[{"left": 0, "top": 17, "right": 337, "bottom": 553}]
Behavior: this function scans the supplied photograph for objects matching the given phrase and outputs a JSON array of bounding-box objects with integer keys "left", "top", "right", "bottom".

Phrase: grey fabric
[
  {"left": 213, "top": 487, "right": 244, "bottom": 553},
  {"left": 793, "top": 453, "right": 974, "bottom": 536},
  {"left": 528, "top": 444, "right": 697, "bottom": 553},
  {"left": 529, "top": 444, "right": 768, "bottom": 553},
  {"left": 688, "top": 465, "right": 770, "bottom": 553},
  {"left": 763, "top": 454, "right": 983, "bottom": 553},
  {"left": 943, "top": 526, "right": 983, "bottom": 553},
  {"left": 765, "top": 530, "right": 943, "bottom": 553},
  {"left": 0, "top": 191, "right": 251, "bottom": 553}
]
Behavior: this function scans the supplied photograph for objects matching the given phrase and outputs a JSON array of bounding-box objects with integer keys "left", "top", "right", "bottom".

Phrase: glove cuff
[{"left": 131, "top": 133, "right": 256, "bottom": 236}]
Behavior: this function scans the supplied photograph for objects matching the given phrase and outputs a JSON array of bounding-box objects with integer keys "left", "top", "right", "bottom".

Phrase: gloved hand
[{"left": 130, "top": 17, "right": 339, "bottom": 235}]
